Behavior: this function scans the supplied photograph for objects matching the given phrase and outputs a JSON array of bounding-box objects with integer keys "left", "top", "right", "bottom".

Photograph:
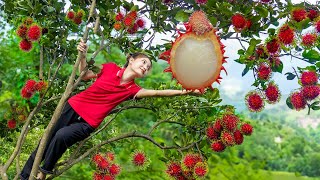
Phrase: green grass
[{"left": 269, "top": 171, "right": 320, "bottom": 180}]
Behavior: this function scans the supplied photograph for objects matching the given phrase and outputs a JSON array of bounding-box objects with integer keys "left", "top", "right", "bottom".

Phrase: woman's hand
[
  {"left": 181, "top": 89, "right": 204, "bottom": 96},
  {"left": 77, "top": 38, "right": 88, "bottom": 54}
]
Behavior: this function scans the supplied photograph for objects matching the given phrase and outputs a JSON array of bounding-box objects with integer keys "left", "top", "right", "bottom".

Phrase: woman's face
[{"left": 129, "top": 57, "right": 152, "bottom": 78}]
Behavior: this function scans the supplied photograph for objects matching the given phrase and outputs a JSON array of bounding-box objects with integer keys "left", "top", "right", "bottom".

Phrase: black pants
[{"left": 20, "top": 102, "right": 94, "bottom": 180}]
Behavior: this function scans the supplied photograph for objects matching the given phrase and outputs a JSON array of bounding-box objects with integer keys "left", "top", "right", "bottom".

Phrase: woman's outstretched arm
[{"left": 135, "top": 89, "right": 202, "bottom": 98}]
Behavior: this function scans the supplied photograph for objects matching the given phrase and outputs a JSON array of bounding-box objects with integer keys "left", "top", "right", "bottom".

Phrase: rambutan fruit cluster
[
  {"left": 113, "top": 9, "right": 146, "bottom": 34},
  {"left": 66, "top": 9, "right": 85, "bottom": 25},
  {"left": 3, "top": 104, "right": 28, "bottom": 130},
  {"left": 21, "top": 79, "right": 48, "bottom": 99},
  {"left": 92, "top": 152, "right": 121, "bottom": 180},
  {"left": 288, "top": 71, "right": 320, "bottom": 111},
  {"left": 231, "top": 13, "right": 252, "bottom": 32},
  {"left": 165, "top": 153, "right": 208, "bottom": 179},
  {"left": 206, "top": 113, "right": 253, "bottom": 153},
  {"left": 16, "top": 17, "right": 43, "bottom": 52}
]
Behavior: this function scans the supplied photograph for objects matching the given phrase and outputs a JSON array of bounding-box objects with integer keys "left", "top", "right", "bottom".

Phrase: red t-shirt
[{"left": 68, "top": 62, "right": 142, "bottom": 128}]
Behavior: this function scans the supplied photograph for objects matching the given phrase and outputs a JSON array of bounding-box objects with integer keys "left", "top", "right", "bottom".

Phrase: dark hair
[{"left": 124, "top": 52, "right": 152, "bottom": 68}]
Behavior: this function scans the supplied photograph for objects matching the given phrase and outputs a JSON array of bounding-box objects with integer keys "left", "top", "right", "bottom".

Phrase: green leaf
[
  {"left": 311, "top": 105, "right": 320, "bottom": 110},
  {"left": 302, "top": 50, "right": 320, "bottom": 63},
  {"left": 255, "top": 5, "right": 269, "bottom": 18},
  {"left": 285, "top": 72, "right": 296, "bottom": 80},
  {"left": 242, "top": 66, "right": 250, "bottom": 77},
  {"left": 286, "top": 96, "right": 294, "bottom": 110},
  {"left": 238, "top": 49, "right": 245, "bottom": 55},
  {"left": 175, "top": 10, "right": 189, "bottom": 22},
  {"left": 268, "top": 28, "right": 275, "bottom": 36}
]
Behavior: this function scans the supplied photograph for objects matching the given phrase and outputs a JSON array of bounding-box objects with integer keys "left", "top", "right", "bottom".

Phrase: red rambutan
[
  {"left": 233, "top": 130, "right": 244, "bottom": 145},
  {"left": 278, "top": 24, "right": 295, "bottom": 45},
  {"left": 27, "top": 24, "right": 42, "bottom": 41},
  {"left": 132, "top": 152, "right": 146, "bottom": 166},
  {"left": 301, "top": 85, "right": 320, "bottom": 100},
  {"left": 136, "top": 18, "right": 145, "bottom": 28},
  {"left": 290, "top": 91, "right": 307, "bottom": 111},
  {"left": 127, "top": 11, "right": 138, "bottom": 20},
  {"left": 93, "top": 172, "right": 104, "bottom": 180},
  {"left": 115, "top": 12, "right": 124, "bottom": 21},
  {"left": 73, "top": 17, "right": 82, "bottom": 25},
  {"left": 19, "top": 39, "right": 33, "bottom": 52},
  {"left": 21, "top": 88, "right": 33, "bottom": 99},
  {"left": 195, "top": 0, "right": 208, "bottom": 4},
  {"left": 193, "top": 162, "right": 208, "bottom": 177},
  {"left": 240, "top": 123, "right": 253, "bottom": 136},
  {"left": 188, "top": 10, "right": 213, "bottom": 35},
  {"left": 292, "top": 8, "right": 307, "bottom": 22},
  {"left": 301, "top": 33, "right": 317, "bottom": 47},
  {"left": 166, "top": 162, "right": 182, "bottom": 177},
  {"left": 113, "top": 22, "right": 122, "bottom": 31},
  {"left": 92, "top": 153, "right": 104, "bottom": 164},
  {"left": 246, "top": 19, "right": 252, "bottom": 29},
  {"left": 182, "top": 154, "right": 198, "bottom": 169},
  {"left": 67, "top": 11, "right": 75, "bottom": 20},
  {"left": 127, "top": 23, "right": 138, "bottom": 34},
  {"left": 257, "top": 63, "right": 272, "bottom": 81},
  {"left": 213, "top": 119, "right": 223, "bottom": 133},
  {"left": 206, "top": 125, "right": 220, "bottom": 140},
  {"left": 34, "top": 81, "right": 47, "bottom": 92},
  {"left": 211, "top": 141, "right": 226, "bottom": 152},
  {"left": 123, "top": 16, "right": 135, "bottom": 27},
  {"left": 222, "top": 114, "right": 238, "bottom": 132},
  {"left": 16, "top": 24, "right": 28, "bottom": 38},
  {"left": 301, "top": 71, "right": 318, "bottom": 86},
  {"left": 256, "top": 45, "right": 265, "bottom": 58},
  {"left": 103, "top": 174, "right": 115, "bottom": 180},
  {"left": 231, "top": 13, "right": 247, "bottom": 31},
  {"left": 108, "top": 163, "right": 121, "bottom": 176},
  {"left": 97, "top": 158, "right": 110, "bottom": 170},
  {"left": 25, "top": 79, "right": 37, "bottom": 92},
  {"left": 221, "top": 131, "right": 235, "bottom": 146},
  {"left": 105, "top": 152, "right": 115, "bottom": 162},
  {"left": 265, "top": 81, "right": 281, "bottom": 103},
  {"left": 7, "top": 119, "right": 17, "bottom": 129},
  {"left": 308, "top": 9, "right": 318, "bottom": 21},
  {"left": 266, "top": 39, "right": 280, "bottom": 54},
  {"left": 245, "top": 91, "right": 265, "bottom": 112}
]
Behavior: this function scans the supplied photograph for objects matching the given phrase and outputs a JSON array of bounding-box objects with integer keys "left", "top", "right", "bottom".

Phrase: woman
[{"left": 20, "top": 39, "right": 200, "bottom": 180}]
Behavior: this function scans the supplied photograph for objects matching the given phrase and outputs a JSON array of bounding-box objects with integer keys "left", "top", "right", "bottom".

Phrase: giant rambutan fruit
[
  {"left": 257, "top": 63, "right": 272, "bottom": 81},
  {"left": 308, "top": 9, "right": 318, "bottom": 21},
  {"left": 16, "top": 24, "right": 28, "bottom": 38},
  {"left": 222, "top": 114, "right": 238, "bottom": 132},
  {"left": 301, "top": 85, "right": 320, "bottom": 100},
  {"left": 266, "top": 39, "right": 280, "bottom": 54},
  {"left": 193, "top": 162, "right": 208, "bottom": 178},
  {"left": 301, "top": 33, "right": 317, "bottom": 47},
  {"left": 278, "top": 24, "right": 295, "bottom": 45},
  {"left": 188, "top": 10, "right": 213, "bottom": 35},
  {"left": 166, "top": 162, "right": 182, "bottom": 177},
  {"left": 290, "top": 91, "right": 307, "bottom": 111},
  {"left": 19, "top": 39, "right": 33, "bottom": 52},
  {"left": 211, "top": 140, "right": 226, "bottom": 152},
  {"left": 7, "top": 119, "right": 17, "bottom": 129},
  {"left": 265, "top": 81, "right": 281, "bottom": 104},
  {"left": 27, "top": 24, "right": 42, "bottom": 41},
  {"left": 240, "top": 123, "right": 253, "bottom": 136},
  {"left": 292, "top": 8, "right": 307, "bottom": 22},
  {"left": 301, "top": 71, "right": 318, "bottom": 86},
  {"left": 231, "top": 13, "right": 247, "bottom": 31},
  {"left": 245, "top": 91, "right": 265, "bottom": 112}
]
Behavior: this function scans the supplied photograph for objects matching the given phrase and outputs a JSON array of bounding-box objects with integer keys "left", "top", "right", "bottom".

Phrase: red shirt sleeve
[{"left": 130, "top": 83, "right": 143, "bottom": 99}]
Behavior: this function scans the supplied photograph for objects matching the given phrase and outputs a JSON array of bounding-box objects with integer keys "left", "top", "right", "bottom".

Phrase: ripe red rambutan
[
  {"left": 166, "top": 162, "right": 182, "bottom": 177},
  {"left": 105, "top": 152, "right": 115, "bottom": 161},
  {"left": 268, "top": 56, "right": 282, "bottom": 68},
  {"left": 193, "top": 162, "right": 208, "bottom": 177},
  {"left": 292, "top": 8, "right": 307, "bottom": 22},
  {"left": 213, "top": 119, "right": 223, "bottom": 133},
  {"left": 136, "top": 18, "right": 145, "bottom": 28},
  {"left": 19, "top": 39, "right": 33, "bottom": 52},
  {"left": 290, "top": 91, "right": 307, "bottom": 111},
  {"left": 93, "top": 172, "right": 104, "bottom": 180},
  {"left": 182, "top": 154, "right": 198, "bottom": 169},
  {"left": 240, "top": 123, "right": 253, "bottom": 135},
  {"left": 113, "top": 22, "right": 122, "bottom": 31},
  {"left": 265, "top": 81, "right": 281, "bottom": 103},
  {"left": 278, "top": 24, "right": 295, "bottom": 45},
  {"left": 7, "top": 119, "right": 17, "bottom": 129},
  {"left": 246, "top": 20, "right": 252, "bottom": 29},
  {"left": 73, "top": 17, "right": 82, "bottom": 25},
  {"left": 222, "top": 114, "right": 238, "bottom": 132},
  {"left": 301, "top": 71, "right": 318, "bottom": 86},
  {"left": 206, "top": 125, "right": 220, "bottom": 140},
  {"left": 195, "top": 0, "right": 208, "bottom": 4},
  {"left": 233, "top": 130, "right": 244, "bottom": 145},
  {"left": 27, "top": 24, "right": 42, "bottom": 41},
  {"left": 127, "top": 11, "right": 138, "bottom": 20},
  {"left": 103, "top": 174, "right": 115, "bottom": 180},
  {"left": 256, "top": 45, "right": 265, "bottom": 58},
  {"left": 123, "top": 16, "right": 135, "bottom": 27},
  {"left": 67, "top": 11, "right": 75, "bottom": 20},
  {"left": 23, "top": 17, "right": 33, "bottom": 26},
  {"left": 221, "top": 131, "right": 235, "bottom": 146},
  {"left": 127, "top": 23, "right": 138, "bottom": 34},
  {"left": 231, "top": 13, "right": 247, "bottom": 31},
  {"left": 245, "top": 91, "right": 265, "bottom": 112},
  {"left": 316, "top": 20, "right": 320, "bottom": 33},
  {"left": 97, "top": 158, "right": 110, "bottom": 170},
  {"left": 34, "top": 81, "right": 47, "bottom": 92},
  {"left": 266, "top": 39, "right": 280, "bottom": 54},
  {"left": 301, "top": 85, "right": 320, "bottom": 100},
  {"left": 301, "top": 33, "right": 317, "bottom": 47},
  {"left": 115, "top": 12, "right": 124, "bottom": 21},
  {"left": 257, "top": 63, "right": 272, "bottom": 81},
  {"left": 21, "top": 88, "right": 33, "bottom": 99},
  {"left": 211, "top": 141, "right": 226, "bottom": 152},
  {"left": 108, "top": 163, "right": 121, "bottom": 176},
  {"left": 16, "top": 24, "right": 28, "bottom": 38},
  {"left": 308, "top": 9, "right": 318, "bottom": 21},
  {"left": 92, "top": 153, "right": 104, "bottom": 164},
  {"left": 132, "top": 152, "right": 146, "bottom": 166},
  {"left": 24, "top": 79, "right": 37, "bottom": 93},
  {"left": 188, "top": 10, "right": 213, "bottom": 35}
]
